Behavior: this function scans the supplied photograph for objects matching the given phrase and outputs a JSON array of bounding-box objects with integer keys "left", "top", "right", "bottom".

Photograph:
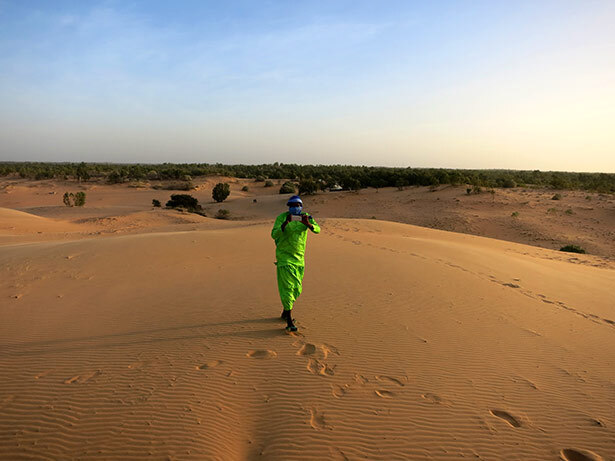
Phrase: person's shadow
[{"left": 0, "top": 317, "right": 287, "bottom": 357}]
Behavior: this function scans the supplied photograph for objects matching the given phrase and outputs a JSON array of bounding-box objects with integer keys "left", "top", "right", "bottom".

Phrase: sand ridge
[{"left": 1, "top": 216, "right": 614, "bottom": 459}]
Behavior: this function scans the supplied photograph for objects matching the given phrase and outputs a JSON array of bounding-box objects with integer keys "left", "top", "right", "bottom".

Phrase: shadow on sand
[{"left": 0, "top": 317, "right": 288, "bottom": 357}]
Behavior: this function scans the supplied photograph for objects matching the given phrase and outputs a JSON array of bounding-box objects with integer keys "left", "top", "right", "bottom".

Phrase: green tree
[
  {"left": 212, "top": 182, "right": 230, "bottom": 202},
  {"left": 76, "top": 163, "right": 90, "bottom": 182},
  {"left": 298, "top": 177, "right": 318, "bottom": 195},
  {"left": 73, "top": 192, "right": 86, "bottom": 206},
  {"left": 63, "top": 192, "right": 72, "bottom": 207}
]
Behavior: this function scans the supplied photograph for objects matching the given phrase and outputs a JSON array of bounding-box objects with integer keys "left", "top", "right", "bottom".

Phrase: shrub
[
  {"left": 279, "top": 181, "right": 296, "bottom": 194},
  {"left": 547, "top": 208, "right": 558, "bottom": 214},
  {"left": 511, "top": 211, "right": 519, "bottom": 218},
  {"left": 264, "top": 180, "right": 274, "bottom": 187},
  {"left": 342, "top": 177, "right": 361, "bottom": 191},
  {"left": 560, "top": 245, "right": 586, "bottom": 254},
  {"left": 107, "top": 171, "right": 124, "bottom": 184},
  {"left": 255, "top": 175, "right": 266, "bottom": 182},
  {"left": 212, "top": 182, "right": 230, "bottom": 202},
  {"left": 73, "top": 192, "right": 86, "bottom": 207},
  {"left": 216, "top": 209, "right": 230, "bottom": 219},
  {"left": 551, "top": 193, "right": 562, "bottom": 200},
  {"left": 158, "top": 181, "right": 194, "bottom": 191},
  {"left": 147, "top": 170, "right": 160, "bottom": 180},
  {"left": 298, "top": 177, "right": 318, "bottom": 195},
  {"left": 166, "top": 194, "right": 200, "bottom": 210},
  {"left": 63, "top": 192, "right": 86, "bottom": 207},
  {"left": 565, "top": 208, "right": 574, "bottom": 215},
  {"left": 241, "top": 185, "right": 249, "bottom": 192},
  {"left": 499, "top": 178, "right": 516, "bottom": 188},
  {"left": 152, "top": 199, "right": 161, "bottom": 207}
]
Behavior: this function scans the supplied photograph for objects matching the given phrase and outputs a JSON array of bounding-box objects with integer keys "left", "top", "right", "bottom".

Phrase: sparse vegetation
[
  {"left": 153, "top": 181, "right": 194, "bottom": 191},
  {"left": 152, "top": 199, "right": 161, "bottom": 207},
  {"left": 264, "top": 180, "right": 274, "bottom": 187},
  {"left": 547, "top": 208, "right": 558, "bottom": 214},
  {"left": 215, "top": 209, "right": 230, "bottom": 219},
  {"left": 212, "top": 182, "right": 230, "bottom": 202},
  {"left": 511, "top": 211, "right": 519, "bottom": 218},
  {"left": 241, "top": 185, "right": 249, "bottom": 192},
  {"left": 565, "top": 208, "right": 574, "bottom": 215},
  {"left": 62, "top": 191, "right": 86, "bottom": 207},
  {"left": 552, "top": 193, "right": 562, "bottom": 200},
  {"left": 279, "top": 181, "right": 296, "bottom": 194},
  {"left": 560, "top": 244, "right": 586, "bottom": 254}
]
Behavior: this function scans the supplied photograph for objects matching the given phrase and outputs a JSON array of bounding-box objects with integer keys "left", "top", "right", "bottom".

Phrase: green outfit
[{"left": 271, "top": 212, "right": 320, "bottom": 311}]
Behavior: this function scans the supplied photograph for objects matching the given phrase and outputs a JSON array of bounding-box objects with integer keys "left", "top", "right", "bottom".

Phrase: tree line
[{"left": 0, "top": 161, "right": 613, "bottom": 193}]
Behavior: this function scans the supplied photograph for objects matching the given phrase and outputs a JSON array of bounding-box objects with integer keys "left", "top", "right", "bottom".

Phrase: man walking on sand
[{"left": 271, "top": 195, "right": 320, "bottom": 332}]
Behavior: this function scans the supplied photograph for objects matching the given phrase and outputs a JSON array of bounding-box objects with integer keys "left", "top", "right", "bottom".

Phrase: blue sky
[{"left": 0, "top": 0, "right": 614, "bottom": 171}]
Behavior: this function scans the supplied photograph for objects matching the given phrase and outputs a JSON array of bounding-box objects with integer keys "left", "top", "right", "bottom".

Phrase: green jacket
[{"left": 271, "top": 212, "right": 320, "bottom": 267}]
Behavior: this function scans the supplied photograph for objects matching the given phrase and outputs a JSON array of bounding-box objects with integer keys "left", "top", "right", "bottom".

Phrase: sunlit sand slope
[{"left": 0, "top": 219, "right": 613, "bottom": 460}]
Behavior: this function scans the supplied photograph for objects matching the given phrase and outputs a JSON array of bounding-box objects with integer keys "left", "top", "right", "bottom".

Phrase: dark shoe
[{"left": 286, "top": 315, "right": 297, "bottom": 332}]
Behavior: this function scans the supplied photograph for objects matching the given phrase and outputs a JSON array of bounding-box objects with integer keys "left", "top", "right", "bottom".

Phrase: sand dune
[
  {"left": 1, "top": 218, "right": 614, "bottom": 460},
  {"left": 0, "top": 207, "right": 83, "bottom": 235}
]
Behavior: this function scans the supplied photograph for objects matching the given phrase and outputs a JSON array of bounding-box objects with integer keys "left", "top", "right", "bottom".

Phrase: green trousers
[{"left": 277, "top": 264, "right": 305, "bottom": 311}]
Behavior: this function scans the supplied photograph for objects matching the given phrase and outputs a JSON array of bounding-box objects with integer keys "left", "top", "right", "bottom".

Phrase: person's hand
[
  {"left": 301, "top": 214, "right": 312, "bottom": 229},
  {"left": 281, "top": 212, "right": 292, "bottom": 232}
]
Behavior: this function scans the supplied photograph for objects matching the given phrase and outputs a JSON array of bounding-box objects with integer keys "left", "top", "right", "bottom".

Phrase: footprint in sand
[
  {"left": 63, "top": 370, "right": 102, "bottom": 384},
  {"left": 297, "top": 342, "right": 339, "bottom": 360},
  {"left": 246, "top": 350, "right": 277, "bottom": 359},
  {"left": 197, "top": 360, "right": 223, "bottom": 370},
  {"left": 490, "top": 409, "right": 522, "bottom": 428},
  {"left": 309, "top": 407, "right": 329, "bottom": 430},
  {"left": 307, "top": 358, "right": 335, "bottom": 376},
  {"left": 375, "top": 389, "right": 395, "bottom": 398},
  {"left": 332, "top": 384, "right": 350, "bottom": 398},
  {"left": 297, "top": 343, "right": 317, "bottom": 356},
  {"left": 421, "top": 393, "right": 450, "bottom": 405},
  {"left": 560, "top": 448, "right": 603, "bottom": 461},
  {"left": 376, "top": 375, "right": 406, "bottom": 387}
]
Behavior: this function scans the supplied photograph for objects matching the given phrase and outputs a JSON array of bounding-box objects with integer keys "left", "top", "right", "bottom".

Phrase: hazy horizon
[{"left": 1, "top": 1, "right": 614, "bottom": 173}]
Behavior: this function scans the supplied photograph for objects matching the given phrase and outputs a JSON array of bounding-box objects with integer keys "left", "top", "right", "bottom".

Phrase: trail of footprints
[
  {"left": 329, "top": 225, "right": 614, "bottom": 329},
  {"left": 24, "top": 332, "right": 605, "bottom": 460},
  {"left": 487, "top": 275, "right": 615, "bottom": 328}
]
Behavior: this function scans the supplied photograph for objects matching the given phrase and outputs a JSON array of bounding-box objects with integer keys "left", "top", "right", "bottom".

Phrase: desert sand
[{"left": 1, "top": 177, "right": 614, "bottom": 460}]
